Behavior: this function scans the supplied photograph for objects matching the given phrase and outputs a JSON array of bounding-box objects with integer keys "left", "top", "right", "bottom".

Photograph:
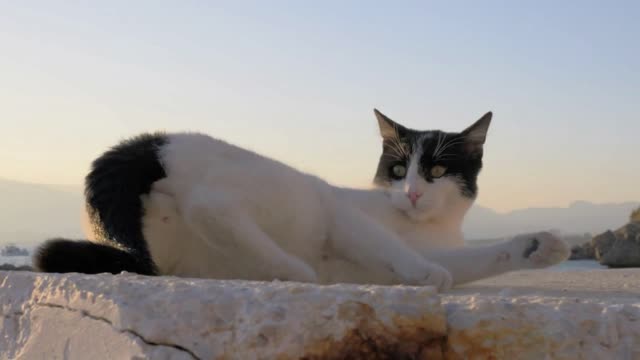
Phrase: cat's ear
[
  {"left": 461, "top": 111, "right": 492, "bottom": 155},
  {"left": 374, "top": 109, "right": 404, "bottom": 140}
]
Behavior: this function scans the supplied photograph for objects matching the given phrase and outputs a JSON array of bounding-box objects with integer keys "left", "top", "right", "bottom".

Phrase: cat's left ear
[
  {"left": 374, "top": 109, "right": 405, "bottom": 140},
  {"left": 461, "top": 111, "right": 492, "bottom": 155}
]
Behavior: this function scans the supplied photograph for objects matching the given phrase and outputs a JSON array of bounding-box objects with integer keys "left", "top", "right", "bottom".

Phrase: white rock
[
  {"left": 0, "top": 271, "right": 445, "bottom": 360},
  {"left": 443, "top": 270, "right": 640, "bottom": 360},
  {"left": 1, "top": 269, "right": 639, "bottom": 359}
]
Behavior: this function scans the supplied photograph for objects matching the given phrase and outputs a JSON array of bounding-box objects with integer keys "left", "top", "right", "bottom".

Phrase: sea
[
  {"left": 0, "top": 256, "right": 33, "bottom": 267},
  {"left": 548, "top": 259, "right": 607, "bottom": 271},
  {"left": 0, "top": 256, "right": 608, "bottom": 271}
]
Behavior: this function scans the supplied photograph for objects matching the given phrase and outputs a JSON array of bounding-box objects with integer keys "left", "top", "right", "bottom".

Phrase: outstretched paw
[{"left": 511, "top": 231, "right": 570, "bottom": 269}]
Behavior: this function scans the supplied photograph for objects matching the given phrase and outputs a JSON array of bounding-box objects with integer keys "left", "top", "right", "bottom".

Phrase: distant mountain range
[
  {"left": 463, "top": 200, "right": 639, "bottom": 240},
  {"left": 1, "top": 178, "right": 638, "bottom": 246}
]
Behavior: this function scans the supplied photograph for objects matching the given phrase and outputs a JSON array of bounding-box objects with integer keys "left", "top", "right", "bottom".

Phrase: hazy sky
[{"left": 1, "top": 1, "right": 638, "bottom": 212}]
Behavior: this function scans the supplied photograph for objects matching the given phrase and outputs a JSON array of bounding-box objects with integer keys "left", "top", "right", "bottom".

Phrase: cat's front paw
[
  {"left": 392, "top": 258, "right": 453, "bottom": 291},
  {"left": 510, "top": 231, "right": 570, "bottom": 269}
]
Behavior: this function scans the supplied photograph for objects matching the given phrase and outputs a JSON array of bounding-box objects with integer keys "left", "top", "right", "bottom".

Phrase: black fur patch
[
  {"left": 34, "top": 238, "right": 156, "bottom": 275},
  {"left": 83, "top": 132, "right": 168, "bottom": 275},
  {"left": 36, "top": 132, "right": 168, "bottom": 276},
  {"left": 416, "top": 130, "right": 484, "bottom": 197}
]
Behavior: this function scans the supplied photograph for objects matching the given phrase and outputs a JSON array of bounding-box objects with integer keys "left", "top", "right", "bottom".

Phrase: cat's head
[{"left": 373, "top": 109, "right": 492, "bottom": 221}]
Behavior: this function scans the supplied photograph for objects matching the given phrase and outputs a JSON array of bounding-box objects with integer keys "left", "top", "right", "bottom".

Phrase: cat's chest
[{"left": 397, "top": 224, "right": 464, "bottom": 251}]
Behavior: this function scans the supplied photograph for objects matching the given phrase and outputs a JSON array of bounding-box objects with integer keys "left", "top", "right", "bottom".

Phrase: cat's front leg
[
  {"left": 389, "top": 255, "right": 454, "bottom": 291},
  {"left": 328, "top": 202, "right": 452, "bottom": 291},
  {"left": 421, "top": 231, "right": 570, "bottom": 285}
]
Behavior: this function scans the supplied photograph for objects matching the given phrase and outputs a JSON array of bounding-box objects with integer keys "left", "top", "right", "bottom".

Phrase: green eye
[
  {"left": 430, "top": 165, "right": 447, "bottom": 178},
  {"left": 391, "top": 164, "right": 407, "bottom": 179}
]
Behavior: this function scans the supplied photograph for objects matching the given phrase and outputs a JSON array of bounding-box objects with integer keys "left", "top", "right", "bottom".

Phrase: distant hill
[
  {"left": 1, "top": 178, "right": 638, "bottom": 246},
  {"left": 463, "top": 200, "right": 640, "bottom": 240}
]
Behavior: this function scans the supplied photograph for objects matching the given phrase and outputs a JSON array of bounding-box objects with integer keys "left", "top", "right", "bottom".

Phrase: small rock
[
  {"left": 595, "top": 223, "right": 640, "bottom": 268},
  {"left": 570, "top": 242, "right": 596, "bottom": 260},
  {"left": 0, "top": 263, "right": 34, "bottom": 272}
]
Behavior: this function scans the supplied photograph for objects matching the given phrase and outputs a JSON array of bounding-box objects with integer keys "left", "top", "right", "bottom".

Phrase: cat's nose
[{"left": 407, "top": 191, "right": 423, "bottom": 207}]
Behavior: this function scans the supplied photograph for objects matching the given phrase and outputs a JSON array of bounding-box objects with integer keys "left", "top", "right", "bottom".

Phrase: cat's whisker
[
  {"left": 432, "top": 132, "right": 445, "bottom": 158},
  {"left": 389, "top": 136, "right": 409, "bottom": 158},
  {"left": 439, "top": 140, "right": 464, "bottom": 153},
  {"left": 439, "top": 137, "right": 465, "bottom": 152},
  {"left": 435, "top": 138, "right": 466, "bottom": 158},
  {"left": 435, "top": 154, "right": 459, "bottom": 161},
  {"left": 394, "top": 138, "right": 409, "bottom": 158},
  {"left": 385, "top": 153, "right": 404, "bottom": 161},
  {"left": 394, "top": 126, "right": 411, "bottom": 157},
  {"left": 383, "top": 138, "right": 402, "bottom": 153},
  {"left": 385, "top": 141, "right": 406, "bottom": 159}
]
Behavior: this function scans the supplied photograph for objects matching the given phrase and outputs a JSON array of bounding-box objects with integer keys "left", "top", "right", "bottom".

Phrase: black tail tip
[{"left": 34, "top": 238, "right": 156, "bottom": 275}]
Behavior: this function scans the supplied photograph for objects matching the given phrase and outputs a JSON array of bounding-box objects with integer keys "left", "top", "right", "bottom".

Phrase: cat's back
[
  {"left": 159, "top": 132, "right": 324, "bottom": 197},
  {"left": 160, "top": 132, "right": 269, "bottom": 178},
  {"left": 85, "top": 131, "right": 329, "bottom": 236}
]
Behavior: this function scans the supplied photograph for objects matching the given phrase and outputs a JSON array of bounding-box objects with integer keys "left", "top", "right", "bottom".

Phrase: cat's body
[{"left": 35, "top": 110, "right": 570, "bottom": 291}]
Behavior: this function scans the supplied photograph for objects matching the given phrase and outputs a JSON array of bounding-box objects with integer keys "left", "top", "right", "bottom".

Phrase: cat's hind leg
[
  {"left": 421, "top": 231, "right": 570, "bottom": 286},
  {"left": 180, "top": 186, "right": 318, "bottom": 283}
]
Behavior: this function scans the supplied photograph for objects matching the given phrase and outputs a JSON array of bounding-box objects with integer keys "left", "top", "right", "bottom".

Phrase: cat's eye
[
  {"left": 391, "top": 164, "right": 407, "bottom": 179},
  {"left": 430, "top": 165, "right": 447, "bottom": 178}
]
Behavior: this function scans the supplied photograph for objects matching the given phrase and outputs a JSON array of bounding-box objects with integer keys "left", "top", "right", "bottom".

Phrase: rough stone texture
[
  {"left": 1, "top": 270, "right": 639, "bottom": 360},
  {"left": 0, "top": 271, "right": 445, "bottom": 360},
  {"left": 593, "top": 230, "right": 620, "bottom": 260},
  {"left": 445, "top": 270, "right": 640, "bottom": 360}
]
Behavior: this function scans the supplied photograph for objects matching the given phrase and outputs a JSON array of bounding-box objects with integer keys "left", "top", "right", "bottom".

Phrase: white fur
[{"left": 86, "top": 132, "right": 569, "bottom": 292}]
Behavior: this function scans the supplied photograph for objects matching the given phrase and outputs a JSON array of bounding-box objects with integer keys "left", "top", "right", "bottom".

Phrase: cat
[{"left": 34, "top": 109, "right": 570, "bottom": 291}]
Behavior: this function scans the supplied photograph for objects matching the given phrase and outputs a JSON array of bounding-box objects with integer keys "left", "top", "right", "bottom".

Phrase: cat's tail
[{"left": 34, "top": 238, "right": 156, "bottom": 275}]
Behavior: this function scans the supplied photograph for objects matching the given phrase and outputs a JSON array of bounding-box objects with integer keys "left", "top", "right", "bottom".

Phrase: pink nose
[{"left": 407, "top": 191, "right": 423, "bottom": 207}]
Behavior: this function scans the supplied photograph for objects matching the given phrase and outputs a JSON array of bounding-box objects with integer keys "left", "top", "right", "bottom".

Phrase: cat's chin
[{"left": 404, "top": 208, "right": 435, "bottom": 222}]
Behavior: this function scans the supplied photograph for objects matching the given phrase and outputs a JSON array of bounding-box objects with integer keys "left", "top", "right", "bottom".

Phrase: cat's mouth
[
  {"left": 404, "top": 202, "right": 437, "bottom": 221},
  {"left": 405, "top": 209, "right": 432, "bottom": 222}
]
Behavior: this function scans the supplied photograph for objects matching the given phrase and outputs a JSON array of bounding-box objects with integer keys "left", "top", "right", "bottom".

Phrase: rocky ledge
[{"left": 1, "top": 270, "right": 639, "bottom": 359}]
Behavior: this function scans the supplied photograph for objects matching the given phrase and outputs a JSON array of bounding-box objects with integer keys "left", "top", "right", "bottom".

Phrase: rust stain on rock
[
  {"left": 444, "top": 321, "right": 546, "bottom": 360},
  {"left": 299, "top": 301, "right": 446, "bottom": 360}
]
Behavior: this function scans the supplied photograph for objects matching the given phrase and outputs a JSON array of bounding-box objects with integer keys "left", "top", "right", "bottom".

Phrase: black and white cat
[{"left": 35, "top": 110, "right": 569, "bottom": 291}]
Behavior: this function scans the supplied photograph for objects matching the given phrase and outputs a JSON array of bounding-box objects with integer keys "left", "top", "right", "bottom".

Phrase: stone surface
[
  {"left": 1, "top": 269, "right": 639, "bottom": 360},
  {"left": 0, "top": 271, "right": 445, "bottom": 360},
  {"left": 444, "top": 270, "right": 640, "bottom": 360}
]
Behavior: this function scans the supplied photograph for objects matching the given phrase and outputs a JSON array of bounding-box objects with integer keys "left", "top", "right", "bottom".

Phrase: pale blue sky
[{"left": 1, "top": 1, "right": 638, "bottom": 211}]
